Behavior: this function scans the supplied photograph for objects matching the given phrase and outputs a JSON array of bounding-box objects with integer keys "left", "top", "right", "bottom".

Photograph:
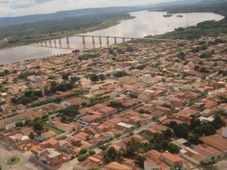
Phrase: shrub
[{"left": 199, "top": 51, "right": 212, "bottom": 58}]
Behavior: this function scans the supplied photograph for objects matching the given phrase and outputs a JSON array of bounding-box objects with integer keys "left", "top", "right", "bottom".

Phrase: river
[{"left": 0, "top": 11, "right": 224, "bottom": 65}]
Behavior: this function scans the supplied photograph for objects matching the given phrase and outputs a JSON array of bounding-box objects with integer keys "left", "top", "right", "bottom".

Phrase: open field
[{"left": 0, "top": 146, "right": 42, "bottom": 170}]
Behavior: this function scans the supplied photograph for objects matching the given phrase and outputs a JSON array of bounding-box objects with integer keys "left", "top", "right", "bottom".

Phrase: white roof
[
  {"left": 21, "top": 135, "right": 29, "bottom": 141},
  {"left": 117, "top": 122, "right": 134, "bottom": 129},
  {"left": 199, "top": 116, "right": 214, "bottom": 122},
  {"left": 46, "top": 148, "right": 61, "bottom": 158}
]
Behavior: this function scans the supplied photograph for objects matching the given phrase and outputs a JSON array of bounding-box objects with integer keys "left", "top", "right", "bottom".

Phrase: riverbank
[
  {"left": 0, "top": 11, "right": 223, "bottom": 65},
  {"left": 0, "top": 14, "right": 134, "bottom": 50},
  {"left": 148, "top": 1, "right": 227, "bottom": 40}
]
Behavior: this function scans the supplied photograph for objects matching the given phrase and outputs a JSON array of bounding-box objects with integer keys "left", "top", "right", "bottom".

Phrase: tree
[
  {"left": 176, "top": 51, "right": 186, "bottom": 60},
  {"left": 15, "top": 121, "right": 24, "bottom": 127},
  {"left": 33, "top": 119, "right": 44, "bottom": 133},
  {"left": 103, "top": 147, "right": 122, "bottom": 164},
  {"left": 114, "top": 71, "right": 127, "bottom": 78},
  {"left": 88, "top": 168, "right": 99, "bottom": 170},
  {"left": 212, "top": 114, "right": 225, "bottom": 129},
  {"left": 89, "top": 150, "right": 96, "bottom": 155},
  {"left": 90, "top": 74, "right": 99, "bottom": 82},
  {"left": 173, "top": 123, "right": 190, "bottom": 138},
  {"left": 163, "top": 129, "right": 173, "bottom": 139},
  {"left": 60, "top": 105, "right": 79, "bottom": 117},
  {"left": 199, "top": 51, "right": 212, "bottom": 58},
  {"left": 202, "top": 123, "right": 216, "bottom": 136},
  {"left": 29, "top": 132, "right": 35, "bottom": 139},
  {"left": 79, "top": 148, "right": 88, "bottom": 155},
  {"left": 99, "top": 74, "right": 106, "bottom": 81},
  {"left": 123, "top": 139, "right": 140, "bottom": 158},
  {"left": 190, "top": 117, "right": 201, "bottom": 129},
  {"left": 134, "top": 155, "right": 146, "bottom": 168},
  {"left": 78, "top": 154, "right": 89, "bottom": 162},
  {"left": 25, "top": 120, "right": 33, "bottom": 126},
  {"left": 24, "top": 90, "right": 33, "bottom": 97},
  {"left": 41, "top": 115, "right": 48, "bottom": 121},
  {"left": 62, "top": 72, "right": 70, "bottom": 80},
  {"left": 187, "top": 132, "right": 199, "bottom": 145},
  {"left": 166, "top": 143, "right": 179, "bottom": 154}
]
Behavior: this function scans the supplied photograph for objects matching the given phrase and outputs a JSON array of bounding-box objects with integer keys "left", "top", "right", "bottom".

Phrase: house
[
  {"left": 31, "top": 146, "right": 64, "bottom": 167},
  {"left": 79, "top": 156, "right": 103, "bottom": 168},
  {"left": 59, "top": 140, "right": 73, "bottom": 154},
  {"left": 193, "top": 145, "right": 223, "bottom": 162},
  {"left": 144, "top": 159, "right": 162, "bottom": 170},
  {"left": 200, "top": 134, "right": 227, "bottom": 155},
  {"left": 144, "top": 124, "right": 168, "bottom": 135},
  {"left": 104, "top": 162, "right": 132, "bottom": 170},
  {"left": 160, "top": 152, "right": 183, "bottom": 169},
  {"left": 42, "top": 131, "right": 56, "bottom": 140},
  {"left": 40, "top": 138, "right": 59, "bottom": 148},
  {"left": 146, "top": 150, "right": 170, "bottom": 170}
]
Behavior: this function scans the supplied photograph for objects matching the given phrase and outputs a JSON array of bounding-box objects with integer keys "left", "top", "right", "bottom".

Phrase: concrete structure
[
  {"left": 222, "top": 127, "right": 227, "bottom": 138},
  {"left": 36, "top": 35, "right": 136, "bottom": 49}
]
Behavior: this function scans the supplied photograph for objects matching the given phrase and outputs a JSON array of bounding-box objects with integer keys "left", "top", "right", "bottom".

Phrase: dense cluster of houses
[{"left": 0, "top": 38, "right": 226, "bottom": 170}]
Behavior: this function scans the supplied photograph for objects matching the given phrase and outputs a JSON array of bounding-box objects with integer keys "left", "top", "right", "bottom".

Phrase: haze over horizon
[{"left": 0, "top": 0, "right": 182, "bottom": 17}]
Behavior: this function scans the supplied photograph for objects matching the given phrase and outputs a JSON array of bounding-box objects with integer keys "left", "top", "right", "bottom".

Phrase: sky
[{"left": 0, "top": 0, "right": 178, "bottom": 17}]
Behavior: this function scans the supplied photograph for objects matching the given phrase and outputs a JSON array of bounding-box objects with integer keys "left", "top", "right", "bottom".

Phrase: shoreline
[
  {"left": 0, "top": 11, "right": 224, "bottom": 65},
  {"left": 0, "top": 15, "right": 135, "bottom": 51}
]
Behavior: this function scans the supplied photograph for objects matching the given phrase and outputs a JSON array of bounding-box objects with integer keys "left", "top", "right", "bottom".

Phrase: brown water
[{"left": 0, "top": 11, "right": 224, "bottom": 65}]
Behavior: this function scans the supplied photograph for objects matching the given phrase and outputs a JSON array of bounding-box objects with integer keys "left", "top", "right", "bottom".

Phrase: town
[{"left": 0, "top": 38, "right": 226, "bottom": 170}]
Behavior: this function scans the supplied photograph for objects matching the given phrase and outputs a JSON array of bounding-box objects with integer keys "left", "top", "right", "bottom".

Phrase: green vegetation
[
  {"left": 0, "top": 70, "right": 10, "bottom": 77},
  {"left": 113, "top": 70, "right": 127, "bottom": 78},
  {"left": 59, "top": 104, "right": 79, "bottom": 118},
  {"left": 78, "top": 149, "right": 96, "bottom": 162},
  {"left": 18, "top": 71, "right": 36, "bottom": 80},
  {"left": 45, "top": 81, "right": 75, "bottom": 95},
  {"left": 79, "top": 53, "right": 99, "bottom": 60},
  {"left": 100, "top": 116, "right": 222, "bottom": 168},
  {"left": 152, "top": 1, "right": 227, "bottom": 40},
  {"left": 44, "top": 124, "right": 64, "bottom": 135},
  {"left": 15, "top": 121, "right": 24, "bottom": 128},
  {"left": 6, "top": 156, "right": 20, "bottom": 165},
  {"left": 218, "top": 94, "right": 227, "bottom": 104},
  {"left": 89, "top": 74, "right": 106, "bottom": 82},
  {"left": 168, "top": 114, "right": 225, "bottom": 144},
  {"left": 33, "top": 118, "right": 45, "bottom": 134},
  {"left": 129, "top": 92, "right": 138, "bottom": 99},
  {"left": 103, "top": 147, "right": 123, "bottom": 164},
  {"left": 140, "top": 132, "right": 179, "bottom": 154},
  {"left": 62, "top": 72, "right": 71, "bottom": 80},
  {"left": 88, "top": 168, "right": 99, "bottom": 170},
  {"left": 176, "top": 51, "right": 186, "bottom": 60},
  {"left": 29, "top": 96, "right": 63, "bottom": 107},
  {"left": 201, "top": 159, "right": 217, "bottom": 169},
  {"left": 199, "top": 51, "right": 213, "bottom": 59},
  {"left": 12, "top": 89, "right": 43, "bottom": 105},
  {"left": 0, "top": 12, "right": 133, "bottom": 50}
]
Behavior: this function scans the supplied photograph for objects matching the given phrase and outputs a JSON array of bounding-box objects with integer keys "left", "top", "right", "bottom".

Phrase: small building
[
  {"left": 104, "top": 162, "right": 131, "bottom": 170},
  {"left": 31, "top": 146, "right": 64, "bottom": 167},
  {"left": 160, "top": 152, "right": 183, "bottom": 169}
]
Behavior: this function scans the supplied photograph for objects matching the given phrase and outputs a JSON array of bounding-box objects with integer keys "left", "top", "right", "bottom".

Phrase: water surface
[{"left": 0, "top": 11, "right": 224, "bottom": 65}]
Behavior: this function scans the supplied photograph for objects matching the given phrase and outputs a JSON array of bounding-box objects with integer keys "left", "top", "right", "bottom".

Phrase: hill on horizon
[{"left": 0, "top": 0, "right": 201, "bottom": 28}]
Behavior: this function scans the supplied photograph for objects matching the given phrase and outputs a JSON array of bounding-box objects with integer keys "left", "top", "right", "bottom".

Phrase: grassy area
[
  {"left": 44, "top": 124, "right": 64, "bottom": 135},
  {"left": 6, "top": 156, "right": 20, "bottom": 165}
]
